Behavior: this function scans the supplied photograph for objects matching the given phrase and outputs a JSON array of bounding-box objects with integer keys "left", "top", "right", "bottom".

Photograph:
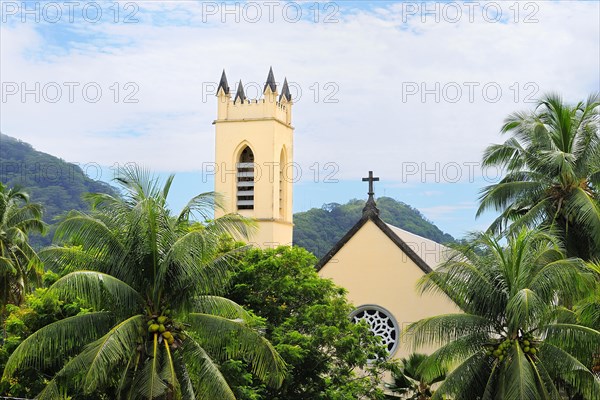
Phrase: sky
[{"left": 1, "top": 0, "right": 599, "bottom": 239}]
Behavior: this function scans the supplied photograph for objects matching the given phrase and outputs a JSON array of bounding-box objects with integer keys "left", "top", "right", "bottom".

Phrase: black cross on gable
[{"left": 362, "top": 171, "right": 379, "bottom": 196}]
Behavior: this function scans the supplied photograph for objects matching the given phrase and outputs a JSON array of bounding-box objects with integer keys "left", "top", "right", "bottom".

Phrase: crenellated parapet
[{"left": 215, "top": 67, "right": 292, "bottom": 126}]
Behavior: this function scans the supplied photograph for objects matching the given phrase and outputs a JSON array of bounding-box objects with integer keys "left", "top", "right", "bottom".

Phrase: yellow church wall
[{"left": 318, "top": 220, "right": 459, "bottom": 359}]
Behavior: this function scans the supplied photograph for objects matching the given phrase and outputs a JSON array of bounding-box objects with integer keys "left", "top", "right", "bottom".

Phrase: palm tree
[
  {"left": 386, "top": 353, "right": 446, "bottom": 399},
  {"left": 478, "top": 93, "right": 600, "bottom": 260},
  {"left": 575, "top": 262, "right": 600, "bottom": 331},
  {"left": 0, "top": 182, "right": 45, "bottom": 333},
  {"left": 404, "top": 229, "right": 600, "bottom": 399},
  {"left": 1, "top": 166, "right": 286, "bottom": 399}
]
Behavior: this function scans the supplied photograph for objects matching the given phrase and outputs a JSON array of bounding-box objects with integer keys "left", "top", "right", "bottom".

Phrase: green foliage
[
  {"left": 225, "top": 246, "right": 395, "bottom": 399},
  {"left": 573, "top": 263, "right": 600, "bottom": 330},
  {"left": 478, "top": 93, "right": 600, "bottom": 260},
  {"left": 294, "top": 197, "right": 455, "bottom": 258},
  {"left": 405, "top": 229, "right": 600, "bottom": 399},
  {"left": 0, "top": 133, "right": 117, "bottom": 249},
  {"left": 386, "top": 353, "right": 446, "bottom": 399},
  {"left": 2, "top": 166, "right": 285, "bottom": 399},
  {"left": 0, "top": 182, "right": 45, "bottom": 329},
  {"left": 0, "top": 288, "right": 90, "bottom": 398}
]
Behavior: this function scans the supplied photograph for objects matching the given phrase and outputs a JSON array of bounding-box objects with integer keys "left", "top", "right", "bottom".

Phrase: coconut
[
  {"left": 149, "top": 324, "right": 160, "bottom": 333},
  {"left": 159, "top": 324, "right": 166, "bottom": 333},
  {"left": 157, "top": 316, "right": 168, "bottom": 324}
]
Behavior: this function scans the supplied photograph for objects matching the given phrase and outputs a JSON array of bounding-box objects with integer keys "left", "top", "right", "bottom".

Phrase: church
[{"left": 213, "top": 68, "right": 457, "bottom": 360}]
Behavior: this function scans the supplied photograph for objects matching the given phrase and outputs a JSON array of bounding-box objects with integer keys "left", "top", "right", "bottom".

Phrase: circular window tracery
[{"left": 351, "top": 305, "right": 399, "bottom": 356}]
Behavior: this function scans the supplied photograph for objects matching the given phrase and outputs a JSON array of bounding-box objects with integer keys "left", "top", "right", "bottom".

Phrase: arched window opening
[
  {"left": 279, "top": 149, "right": 286, "bottom": 218},
  {"left": 237, "top": 146, "right": 254, "bottom": 210}
]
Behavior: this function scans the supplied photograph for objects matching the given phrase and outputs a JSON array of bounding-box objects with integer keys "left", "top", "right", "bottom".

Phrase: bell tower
[{"left": 213, "top": 67, "right": 294, "bottom": 247}]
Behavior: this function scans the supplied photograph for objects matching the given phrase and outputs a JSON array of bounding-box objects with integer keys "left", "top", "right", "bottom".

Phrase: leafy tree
[
  {"left": 225, "top": 246, "right": 394, "bottom": 399},
  {"left": 405, "top": 229, "right": 600, "bottom": 399},
  {"left": 2, "top": 166, "right": 286, "bottom": 399},
  {"left": 0, "top": 182, "right": 45, "bottom": 334},
  {"left": 385, "top": 353, "right": 446, "bottom": 400},
  {"left": 0, "top": 285, "right": 93, "bottom": 398},
  {"left": 478, "top": 93, "right": 600, "bottom": 259}
]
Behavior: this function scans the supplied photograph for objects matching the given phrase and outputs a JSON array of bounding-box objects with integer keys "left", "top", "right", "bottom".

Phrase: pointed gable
[{"left": 316, "top": 203, "right": 438, "bottom": 274}]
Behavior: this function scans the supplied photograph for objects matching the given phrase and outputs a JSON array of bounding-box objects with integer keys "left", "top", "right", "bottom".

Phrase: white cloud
[
  {"left": 1, "top": 1, "right": 598, "bottom": 184},
  {"left": 420, "top": 202, "right": 478, "bottom": 220}
]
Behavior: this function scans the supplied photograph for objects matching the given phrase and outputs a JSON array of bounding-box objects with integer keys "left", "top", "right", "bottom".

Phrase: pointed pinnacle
[
  {"left": 279, "top": 77, "right": 291, "bottom": 102},
  {"left": 217, "top": 69, "right": 229, "bottom": 95},
  {"left": 264, "top": 66, "right": 277, "bottom": 93},
  {"left": 234, "top": 80, "right": 246, "bottom": 103}
]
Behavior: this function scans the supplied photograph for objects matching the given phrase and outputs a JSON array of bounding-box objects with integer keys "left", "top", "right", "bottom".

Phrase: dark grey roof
[
  {"left": 217, "top": 69, "right": 230, "bottom": 95},
  {"left": 279, "top": 78, "right": 291, "bottom": 102},
  {"left": 264, "top": 67, "right": 277, "bottom": 93},
  {"left": 234, "top": 80, "right": 246, "bottom": 103}
]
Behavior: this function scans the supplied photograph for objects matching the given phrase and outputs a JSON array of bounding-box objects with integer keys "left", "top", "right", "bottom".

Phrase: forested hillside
[
  {"left": 0, "top": 133, "right": 116, "bottom": 248},
  {"left": 294, "top": 197, "right": 455, "bottom": 258},
  {"left": 1, "top": 134, "right": 453, "bottom": 255}
]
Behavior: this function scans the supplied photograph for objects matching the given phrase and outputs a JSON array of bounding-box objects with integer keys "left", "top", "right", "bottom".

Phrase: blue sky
[{"left": 1, "top": 1, "right": 599, "bottom": 239}]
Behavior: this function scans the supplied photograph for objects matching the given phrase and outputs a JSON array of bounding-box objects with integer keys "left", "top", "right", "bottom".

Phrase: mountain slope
[
  {"left": 0, "top": 133, "right": 117, "bottom": 248},
  {"left": 1, "top": 134, "right": 454, "bottom": 256},
  {"left": 293, "top": 197, "right": 455, "bottom": 258}
]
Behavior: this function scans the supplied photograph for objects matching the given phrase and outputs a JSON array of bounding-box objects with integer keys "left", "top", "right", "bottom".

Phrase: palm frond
[
  {"left": 48, "top": 271, "right": 144, "bottom": 314},
  {"left": 431, "top": 351, "right": 491, "bottom": 400},
  {"left": 180, "top": 336, "right": 237, "bottom": 400},
  {"left": 542, "top": 323, "right": 600, "bottom": 365},
  {"left": 506, "top": 288, "right": 545, "bottom": 333},
  {"left": 538, "top": 342, "right": 600, "bottom": 399},
  {"left": 193, "top": 295, "right": 254, "bottom": 322},
  {"left": 75, "top": 315, "right": 145, "bottom": 393},
  {"left": 403, "top": 314, "right": 493, "bottom": 350},
  {"left": 186, "top": 312, "right": 286, "bottom": 388},
  {"left": 417, "top": 332, "right": 488, "bottom": 383},
  {"left": 565, "top": 188, "right": 600, "bottom": 248},
  {"left": 2, "top": 312, "right": 114, "bottom": 379},
  {"left": 503, "top": 344, "right": 539, "bottom": 400}
]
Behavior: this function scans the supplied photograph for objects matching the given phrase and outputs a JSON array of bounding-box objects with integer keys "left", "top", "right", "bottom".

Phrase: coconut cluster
[
  {"left": 485, "top": 333, "right": 538, "bottom": 361},
  {"left": 146, "top": 309, "right": 184, "bottom": 348}
]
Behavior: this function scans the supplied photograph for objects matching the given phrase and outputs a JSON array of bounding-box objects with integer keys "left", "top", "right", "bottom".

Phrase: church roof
[
  {"left": 315, "top": 200, "right": 450, "bottom": 273},
  {"left": 386, "top": 224, "right": 451, "bottom": 268}
]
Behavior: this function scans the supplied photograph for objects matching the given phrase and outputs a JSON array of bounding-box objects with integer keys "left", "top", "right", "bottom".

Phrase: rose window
[{"left": 351, "top": 305, "right": 399, "bottom": 356}]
